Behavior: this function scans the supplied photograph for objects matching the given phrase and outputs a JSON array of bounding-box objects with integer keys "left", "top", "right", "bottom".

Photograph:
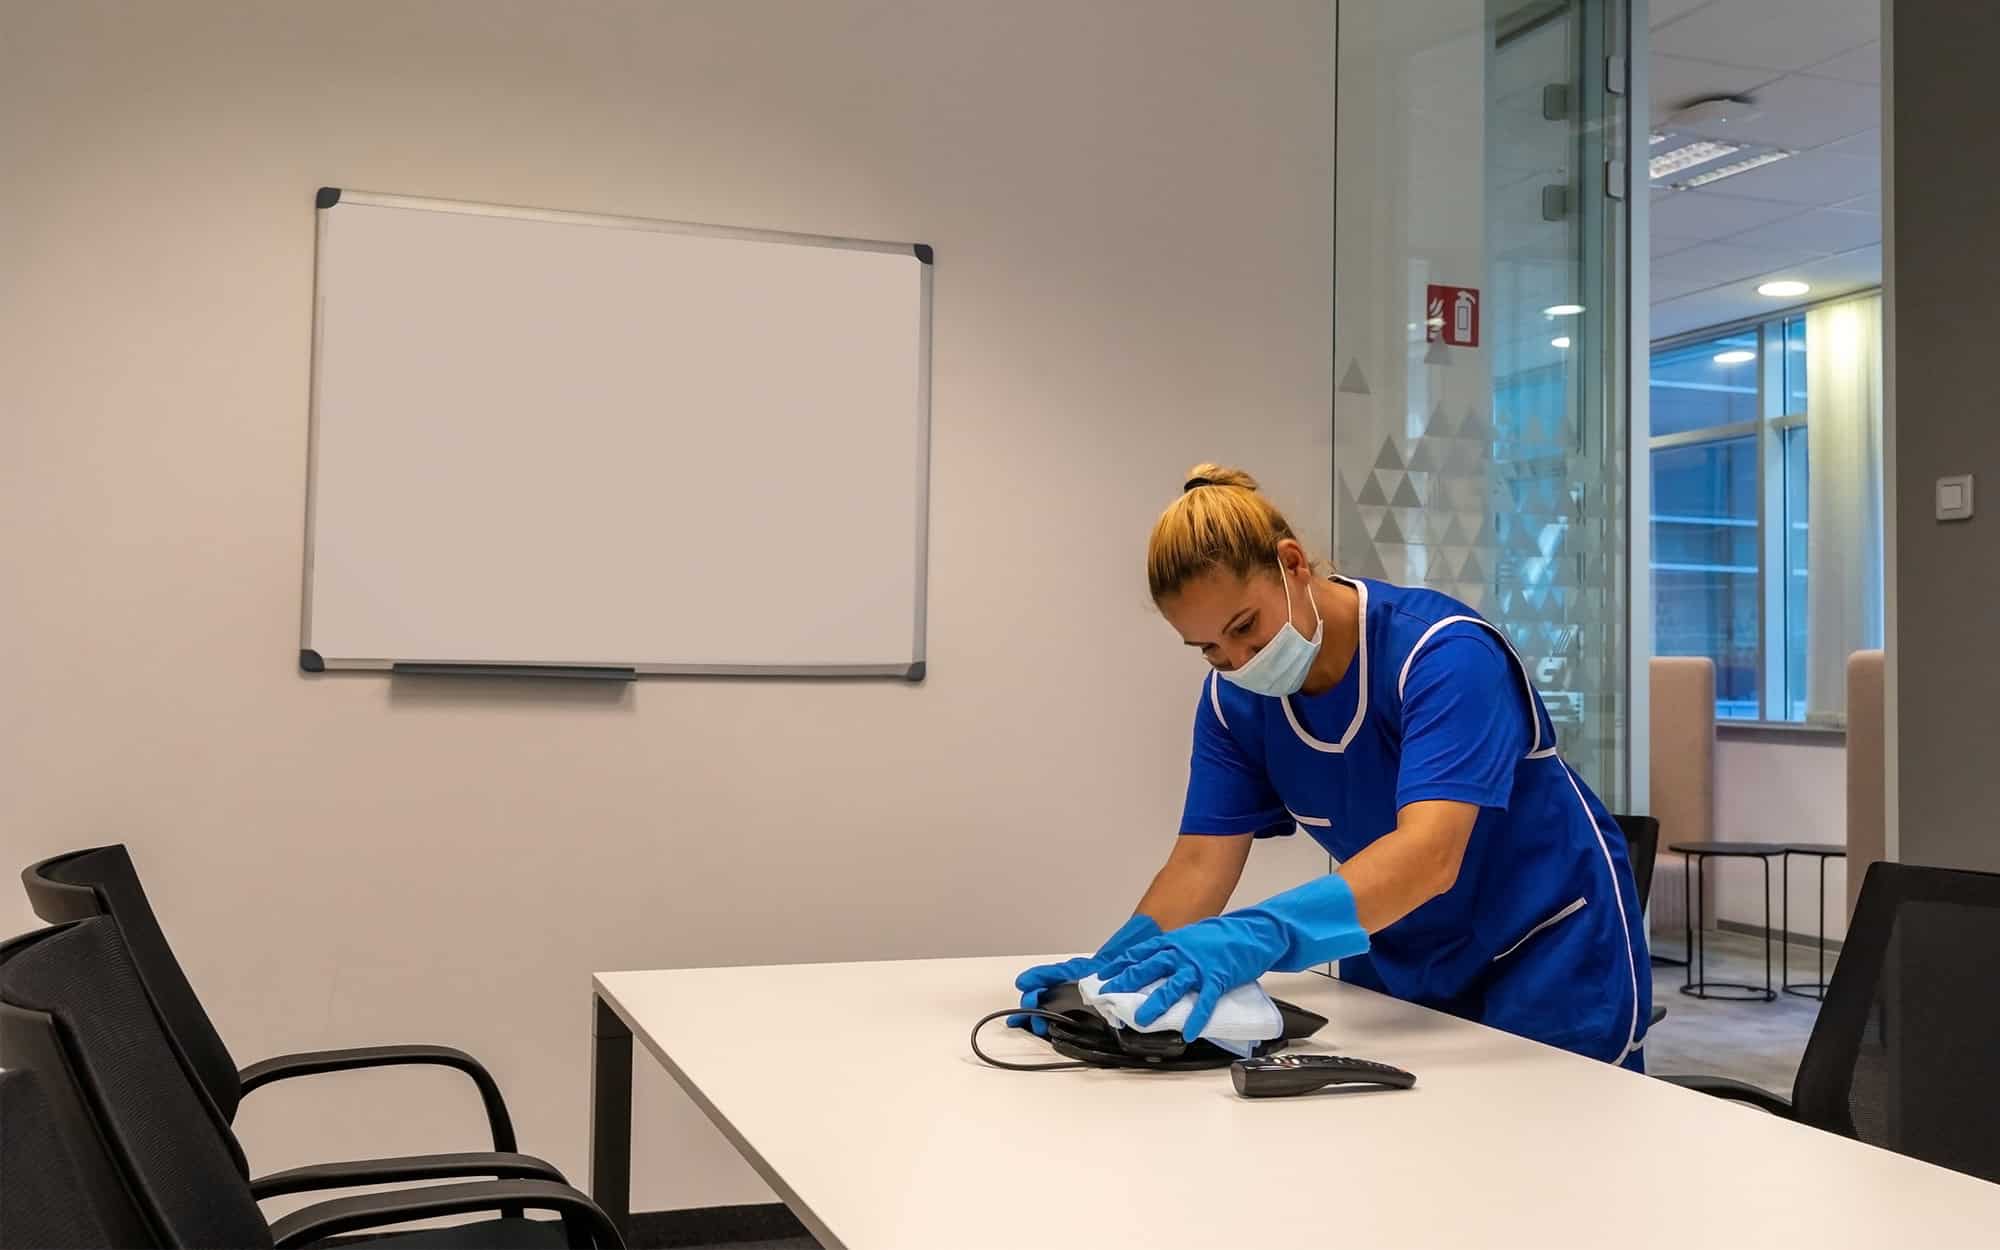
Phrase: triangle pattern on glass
[
  {"left": 1335, "top": 477, "right": 1370, "bottom": 546},
  {"left": 1425, "top": 402, "right": 1452, "bottom": 440}
]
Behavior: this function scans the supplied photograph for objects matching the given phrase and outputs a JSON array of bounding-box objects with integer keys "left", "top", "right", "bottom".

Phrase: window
[{"left": 1649, "top": 315, "right": 1811, "bottom": 722}]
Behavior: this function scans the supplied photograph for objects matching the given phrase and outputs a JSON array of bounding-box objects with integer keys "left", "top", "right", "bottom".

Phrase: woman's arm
[
  {"left": 1133, "top": 833, "right": 1256, "bottom": 930},
  {"left": 1337, "top": 799, "right": 1478, "bottom": 932}
]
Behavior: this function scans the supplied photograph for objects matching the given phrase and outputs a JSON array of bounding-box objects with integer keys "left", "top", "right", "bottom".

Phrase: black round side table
[{"left": 1668, "top": 841, "right": 1787, "bottom": 1002}]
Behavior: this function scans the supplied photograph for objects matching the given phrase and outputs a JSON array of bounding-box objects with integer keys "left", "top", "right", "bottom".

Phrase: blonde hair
[{"left": 1146, "top": 464, "right": 1317, "bottom": 602}]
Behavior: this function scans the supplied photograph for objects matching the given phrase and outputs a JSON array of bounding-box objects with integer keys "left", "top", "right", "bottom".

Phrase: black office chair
[
  {"left": 0, "top": 917, "right": 624, "bottom": 1248},
  {"left": 1659, "top": 861, "right": 2000, "bottom": 1184},
  {"left": 1612, "top": 813, "right": 1667, "bottom": 1029},
  {"left": 1613, "top": 813, "right": 1660, "bottom": 909},
  {"left": 1, "top": 1068, "right": 122, "bottom": 1249},
  {"left": 21, "top": 844, "right": 557, "bottom": 1202}
]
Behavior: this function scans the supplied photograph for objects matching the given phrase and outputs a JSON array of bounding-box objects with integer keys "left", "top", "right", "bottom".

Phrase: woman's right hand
[{"left": 1007, "top": 915, "right": 1162, "bottom": 1035}]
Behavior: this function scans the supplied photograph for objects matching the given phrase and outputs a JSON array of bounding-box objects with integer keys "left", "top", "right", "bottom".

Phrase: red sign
[{"left": 1426, "top": 284, "right": 1480, "bottom": 348}]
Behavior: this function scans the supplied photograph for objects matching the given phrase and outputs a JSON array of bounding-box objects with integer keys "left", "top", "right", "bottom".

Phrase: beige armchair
[
  {"left": 1650, "top": 657, "right": 1716, "bottom": 940},
  {"left": 1846, "top": 651, "right": 1886, "bottom": 920}
]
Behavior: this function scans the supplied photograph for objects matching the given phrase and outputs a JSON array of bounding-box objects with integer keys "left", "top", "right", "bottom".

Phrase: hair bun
[{"left": 1181, "top": 463, "right": 1259, "bottom": 493}]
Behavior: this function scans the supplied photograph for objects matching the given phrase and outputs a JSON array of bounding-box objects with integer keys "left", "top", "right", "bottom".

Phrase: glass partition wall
[{"left": 1333, "top": 0, "right": 1635, "bottom": 803}]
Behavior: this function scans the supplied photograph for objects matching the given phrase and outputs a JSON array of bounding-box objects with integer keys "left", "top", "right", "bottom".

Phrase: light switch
[{"left": 1938, "top": 474, "right": 1976, "bottom": 522}]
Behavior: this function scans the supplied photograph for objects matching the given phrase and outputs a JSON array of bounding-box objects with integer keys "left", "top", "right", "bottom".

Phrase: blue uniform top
[{"left": 1181, "top": 576, "right": 1650, "bottom": 1066}]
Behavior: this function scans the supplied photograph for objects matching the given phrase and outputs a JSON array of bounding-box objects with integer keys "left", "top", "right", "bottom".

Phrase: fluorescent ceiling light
[
  {"left": 1713, "top": 349, "right": 1756, "bottom": 364},
  {"left": 1551, "top": 336, "right": 1572, "bottom": 349},
  {"left": 1757, "top": 280, "right": 1811, "bottom": 298},
  {"left": 1649, "top": 139, "right": 1741, "bottom": 179},
  {"left": 1543, "top": 303, "right": 1586, "bottom": 317},
  {"left": 1673, "top": 149, "right": 1791, "bottom": 188}
]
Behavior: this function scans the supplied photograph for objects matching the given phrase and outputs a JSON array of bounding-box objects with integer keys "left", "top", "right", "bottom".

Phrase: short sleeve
[
  {"left": 1179, "top": 674, "right": 1293, "bottom": 837},
  {"left": 1394, "top": 629, "right": 1532, "bottom": 812}
]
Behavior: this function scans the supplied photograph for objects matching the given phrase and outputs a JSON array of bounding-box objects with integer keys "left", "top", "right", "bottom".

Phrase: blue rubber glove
[
  {"left": 1009, "top": 914, "right": 1162, "bottom": 1036},
  {"left": 1094, "top": 874, "right": 1370, "bottom": 1042}
]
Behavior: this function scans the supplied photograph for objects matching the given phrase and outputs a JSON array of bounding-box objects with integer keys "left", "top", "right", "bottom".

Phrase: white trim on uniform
[
  {"left": 1491, "top": 896, "right": 1587, "bottom": 962},
  {"left": 1207, "top": 670, "right": 1229, "bottom": 730},
  {"left": 1286, "top": 808, "right": 1332, "bottom": 828},
  {"left": 1395, "top": 614, "right": 1547, "bottom": 757},
  {"left": 1280, "top": 578, "right": 1371, "bottom": 753},
  {"left": 1558, "top": 761, "right": 1643, "bottom": 1063}
]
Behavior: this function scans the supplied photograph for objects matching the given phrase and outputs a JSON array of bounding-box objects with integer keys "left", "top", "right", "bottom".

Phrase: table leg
[
  {"left": 1782, "top": 851, "right": 1792, "bottom": 990},
  {"left": 1761, "top": 855, "right": 1773, "bottom": 999},
  {"left": 591, "top": 993, "right": 633, "bottom": 1238},
  {"left": 1783, "top": 856, "right": 1836, "bottom": 1001},
  {"left": 1683, "top": 852, "right": 1695, "bottom": 994},
  {"left": 1818, "top": 856, "right": 1829, "bottom": 994}
]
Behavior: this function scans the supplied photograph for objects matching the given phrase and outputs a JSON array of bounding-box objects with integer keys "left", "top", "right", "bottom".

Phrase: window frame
[{"left": 1648, "top": 307, "right": 1815, "bottom": 725}]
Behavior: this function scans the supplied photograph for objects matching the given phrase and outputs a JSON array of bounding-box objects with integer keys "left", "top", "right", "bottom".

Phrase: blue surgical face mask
[{"left": 1219, "top": 561, "right": 1324, "bottom": 697}]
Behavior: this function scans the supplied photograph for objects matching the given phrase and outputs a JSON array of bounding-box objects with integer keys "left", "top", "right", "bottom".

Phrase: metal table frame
[{"left": 1673, "top": 842, "right": 1785, "bottom": 1002}]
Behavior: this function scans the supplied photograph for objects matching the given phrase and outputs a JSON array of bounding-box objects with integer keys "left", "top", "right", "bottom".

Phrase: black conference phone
[{"left": 971, "top": 981, "right": 1329, "bottom": 1072}]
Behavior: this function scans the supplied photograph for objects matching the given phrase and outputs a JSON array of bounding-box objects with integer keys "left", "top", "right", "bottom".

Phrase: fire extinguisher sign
[{"left": 1426, "top": 284, "right": 1480, "bottom": 348}]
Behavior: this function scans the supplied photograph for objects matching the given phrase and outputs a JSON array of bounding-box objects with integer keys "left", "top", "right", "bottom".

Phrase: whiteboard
[{"left": 301, "top": 191, "right": 932, "bottom": 679}]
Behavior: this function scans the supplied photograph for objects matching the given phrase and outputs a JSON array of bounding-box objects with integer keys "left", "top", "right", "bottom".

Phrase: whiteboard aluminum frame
[{"left": 299, "top": 189, "right": 934, "bottom": 681}]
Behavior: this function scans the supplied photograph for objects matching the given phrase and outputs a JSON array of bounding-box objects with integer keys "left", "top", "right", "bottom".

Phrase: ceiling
[{"left": 1647, "top": 0, "right": 1882, "bottom": 339}]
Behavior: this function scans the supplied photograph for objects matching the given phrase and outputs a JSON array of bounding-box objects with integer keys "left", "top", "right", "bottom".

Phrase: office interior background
[{"left": 4, "top": 0, "right": 1997, "bottom": 1244}]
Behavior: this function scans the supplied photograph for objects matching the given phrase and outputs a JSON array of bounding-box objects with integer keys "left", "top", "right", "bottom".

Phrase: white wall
[
  {"left": 1712, "top": 735, "right": 1849, "bottom": 943},
  {"left": 0, "top": 0, "right": 1334, "bottom": 1210}
]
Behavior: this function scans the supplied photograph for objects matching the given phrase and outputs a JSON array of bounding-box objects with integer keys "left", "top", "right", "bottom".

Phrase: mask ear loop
[{"left": 1277, "top": 556, "right": 1323, "bottom": 638}]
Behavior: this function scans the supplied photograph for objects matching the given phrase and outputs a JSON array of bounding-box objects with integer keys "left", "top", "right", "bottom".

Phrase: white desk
[{"left": 590, "top": 956, "right": 2000, "bottom": 1249}]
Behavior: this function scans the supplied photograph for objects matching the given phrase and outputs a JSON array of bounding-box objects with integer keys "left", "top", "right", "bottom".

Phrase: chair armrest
[
  {"left": 1656, "top": 1073, "right": 1795, "bottom": 1116},
  {"left": 239, "top": 1045, "right": 516, "bottom": 1152},
  {"left": 250, "top": 1150, "right": 564, "bottom": 1200},
  {"left": 267, "top": 1178, "right": 624, "bottom": 1249}
]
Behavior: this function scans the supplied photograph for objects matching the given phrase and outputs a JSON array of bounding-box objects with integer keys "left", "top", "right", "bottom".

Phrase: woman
[{"left": 1017, "top": 465, "right": 1649, "bottom": 1069}]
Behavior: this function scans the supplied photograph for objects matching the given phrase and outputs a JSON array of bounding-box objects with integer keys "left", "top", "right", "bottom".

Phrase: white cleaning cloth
[{"left": 1076, "top": 974, "right": 1285, "bottom": 1059}]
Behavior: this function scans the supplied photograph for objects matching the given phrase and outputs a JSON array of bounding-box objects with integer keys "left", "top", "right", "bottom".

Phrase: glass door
[{"left": 1334, "top": 0, "right": 1634, "bottom": 803}]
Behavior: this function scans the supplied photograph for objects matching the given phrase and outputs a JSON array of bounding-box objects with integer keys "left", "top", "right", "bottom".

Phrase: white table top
[{"left": 595, "top": 956, "right": 2000, "bottom": 1250}]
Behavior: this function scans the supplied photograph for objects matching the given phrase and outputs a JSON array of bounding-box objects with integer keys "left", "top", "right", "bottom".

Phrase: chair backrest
[
  {"left": 1649, "top": 656, "right": 1715, "bottom": 848},
  {"left": 1613, "top": 814, "right": 1660, "bottom": 909},
  {"left": 22, "top": 846, "right": 244, "bottom": 1122},
  {"left": 1792, "top": 861, "right": 2000, "bottom": 1183},
  {"left": 0, "top": 1067, "right": 127, "bottom": 1249},
  {"left": 1844, "top": 650, "right": 1887, "bottom": 920},
  {"left": 0, "top": 919, "right": 271, "bottom": 1249}
]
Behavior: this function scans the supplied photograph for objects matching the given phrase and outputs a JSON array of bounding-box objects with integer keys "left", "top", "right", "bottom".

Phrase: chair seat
[{"left": 360, "top": 1216, "right": 574, "bottom": 1250}]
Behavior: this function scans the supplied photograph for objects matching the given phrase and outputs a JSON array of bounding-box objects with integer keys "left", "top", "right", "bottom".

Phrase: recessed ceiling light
[
  {"left": 1649, "top": 139, "right": 1742, "bottom": 180},
  {"left": 1713, "top": 349, "right": 1756, "bottom": 365},
  {"left": 1757, "top": 280, "right": 1811, "bottom": 298},
  {"left": 1543, "top": 304, "right": 1586, "bottom": 317},
  {"left": 1551, "top": 336, "right": 1572, "bottom": 350},
  {"left": 1673, "top": 149, "right": 1791, "bottom": 188}
]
